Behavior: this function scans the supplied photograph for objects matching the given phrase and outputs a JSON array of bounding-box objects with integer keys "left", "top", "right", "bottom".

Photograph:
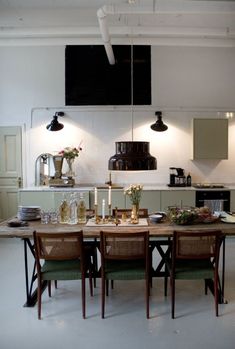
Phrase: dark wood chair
[
  {"left": 112, "top": 208, "right": 149, "bottom": 218},
  {"left": 100, "top": 230, "right": 150, "bottom": 318},
  {"left": 85, "top": 209, "right": 98, "bottom": 287},
  {"left": 33, "top": 230, "right": 93, "bottom": 319},
  {"left": 167, "top": 229, "right": 224, "bottom": 318}
]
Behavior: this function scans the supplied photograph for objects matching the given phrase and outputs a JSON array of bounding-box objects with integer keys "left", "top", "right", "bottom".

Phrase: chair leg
[
  {"left": 89, "top": 270, "right": 93, "bottom": 297},
  {"left": 38, "top": 277, "right": 42, "bottom": 320},
  {"left": 93, "top": 240, "right": 98, "bottom": 288},
  {"left": 205, "top": 279, "right": 208, "bottom": 295},
  {"left": 48, "top": 280, "right": 51, "bottom": 297},
  {"left": 146, "top": 277, "right": 150, "bottom": 319},
  {"left": 54, "top": 280, "right": 58, "bottom": 289},
  {"left": 82, "top": 276, "right": 86, "bottom": 319},
  {"left": 171, "top": 277, "right": 175, "bottom": 319},
  {"left": 215, "top": 273, "right": 219, "bottom": 317},
  {"left": 101, "top": 276, "right": 105, "bottom": 318},
  {"left": 164, "top": 274, "right": 168, "bottom": 297},
  {"left": 106, "top": 280, "right": 109, "bottom": 296}
]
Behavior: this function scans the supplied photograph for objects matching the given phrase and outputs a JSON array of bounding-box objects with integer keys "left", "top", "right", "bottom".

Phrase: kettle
[{"left": 169, "top": 167, "right": 186, "bottom": 186}]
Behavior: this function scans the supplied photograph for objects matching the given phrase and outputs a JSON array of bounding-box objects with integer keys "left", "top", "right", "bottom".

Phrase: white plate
[
  {"left": 221, "top": 217, "right": 235, "bottom": 224},
  {"left": 18, "top": 206, "right": 41, "bottom": 209}
]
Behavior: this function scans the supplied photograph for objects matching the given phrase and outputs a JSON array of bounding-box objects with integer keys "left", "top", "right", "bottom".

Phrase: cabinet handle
[{"left": 18, "top": 177, "right": 22, "bottom": 188}]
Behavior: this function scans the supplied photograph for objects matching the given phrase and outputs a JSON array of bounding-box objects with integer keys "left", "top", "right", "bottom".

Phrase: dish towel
[{"left": 204, "top": 199, "right": 224, "bottom": 212}]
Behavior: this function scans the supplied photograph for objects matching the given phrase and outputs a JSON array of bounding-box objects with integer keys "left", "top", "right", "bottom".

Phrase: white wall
[{"left": 0, "top": 45, "right": 235, "bottom": 187}]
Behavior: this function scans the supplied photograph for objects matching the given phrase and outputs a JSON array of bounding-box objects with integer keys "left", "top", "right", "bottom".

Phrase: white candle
[
  {"left": 102, "top": 199, "right": 105, "bottom": 219},
  {"left": 94, "top": 187, "right": 98, "bottom": 205},
  {"left": 108, "top": 186, "right": 111, "bottom": 205}
]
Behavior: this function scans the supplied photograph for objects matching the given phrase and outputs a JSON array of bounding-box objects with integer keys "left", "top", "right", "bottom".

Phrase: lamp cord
[{"left": 131, "top": 36, "right": 134, "bottom": 141}]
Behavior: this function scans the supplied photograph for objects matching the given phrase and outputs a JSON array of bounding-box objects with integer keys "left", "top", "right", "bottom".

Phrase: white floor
[{"left": 0, "top": 237, "right": 235, "bottom": 349}]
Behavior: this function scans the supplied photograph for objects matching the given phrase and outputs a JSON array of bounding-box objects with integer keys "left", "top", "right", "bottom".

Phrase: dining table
[{"left": 1, "top": 217, "right": 235, "bottom": 308}]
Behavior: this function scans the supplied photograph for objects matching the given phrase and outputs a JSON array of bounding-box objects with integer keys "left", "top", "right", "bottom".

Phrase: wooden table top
[{"left": 1, "top": 218, "right": 235, "bottom": 239}]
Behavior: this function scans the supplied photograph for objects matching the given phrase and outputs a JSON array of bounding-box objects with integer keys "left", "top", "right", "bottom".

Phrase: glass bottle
[
  {"left": 59, "top": 193, "right": 70, "bottom": 224},
  {"left": 78, "top": 193, "right": 86, "bottom": 224},
  {"left": 187, "top": 173, "right": 192, "bottom": 187},
  {"left": 69, "top": 193, "right": 78, "bottom": 224}
]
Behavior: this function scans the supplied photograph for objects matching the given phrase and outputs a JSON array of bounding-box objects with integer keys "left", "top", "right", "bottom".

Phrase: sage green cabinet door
[
  {"left": 161, "top": 190, "right": 195, "bottom": 211},
  {"left": 90, "top": 189, "right": 125, "bottom": 215},
  {"left": 18, "top": 191, "right": 55, "bottom": 210},
  {"left": 0, "top": 189, "right": 18, "bottom": 219},
  {"left": 125, "top": 190, "right": 161, "bottom": 213},
  {"left": 192, "top": 119, "right": 228, "bottom": 159},
  {"left": 54, "top": 191, "right": 89, "bottom": 211}
]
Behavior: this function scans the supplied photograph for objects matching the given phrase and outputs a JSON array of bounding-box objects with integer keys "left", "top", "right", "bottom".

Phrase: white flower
[{"left": 124, "top": 184, "right": 143, "bottom": 205}]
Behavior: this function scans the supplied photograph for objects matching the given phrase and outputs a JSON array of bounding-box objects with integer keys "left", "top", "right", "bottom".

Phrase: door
[{"left": 0, "top": 127, "right": 22, "bottom": 220}]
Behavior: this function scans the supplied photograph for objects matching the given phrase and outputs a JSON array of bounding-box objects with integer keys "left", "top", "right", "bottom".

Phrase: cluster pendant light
[
  {"left": 46, "top": 112, "right": 64, "bottom": 131},
  {"left": 108, "top": 45, "right": 157, "bottom": 171}
]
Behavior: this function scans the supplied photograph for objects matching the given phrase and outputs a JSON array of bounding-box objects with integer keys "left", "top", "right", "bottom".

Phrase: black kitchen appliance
[
  {"left": 195, "top": 189, "right": 230, "bottom": 212},
  {"left": 168, "top": 167, "right": 186, "bottom": 187}
]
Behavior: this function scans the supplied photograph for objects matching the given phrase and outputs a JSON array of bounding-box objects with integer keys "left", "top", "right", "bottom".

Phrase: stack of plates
[{"left": 18, "top": 206, "right": 41, "bottom": 221}]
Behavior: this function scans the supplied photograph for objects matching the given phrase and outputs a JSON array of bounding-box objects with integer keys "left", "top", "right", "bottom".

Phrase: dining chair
[
  {"left": 112, "top": 208, "right": 149, "bottom": 218},
  {"left": 100, "top": 230, "right": 150, "bottom": 318},
  {"left": 167, "top": 229, "right": 224, "bottom": 318},
  {"left": 33, "top": 230, "right": 92, "bottom": 319},
  {"left": 84, "top": 209, "right": 98, "bottom": 287}
]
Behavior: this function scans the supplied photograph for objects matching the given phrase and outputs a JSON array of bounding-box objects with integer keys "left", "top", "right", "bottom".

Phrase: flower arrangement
[
  {"left": 58, "top": 145, "right": 82, "bottom": 160},
  {"left": 124, "top": 184, "right": 143, "bottom": 205}
]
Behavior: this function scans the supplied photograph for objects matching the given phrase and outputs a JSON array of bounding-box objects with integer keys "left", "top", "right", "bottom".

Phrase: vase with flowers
[
  {"left": 124, "top": 184, "right": 143, "bottom": 224},
  {"left": 58, "top": 145, "right": 82, "bottom": 178}
]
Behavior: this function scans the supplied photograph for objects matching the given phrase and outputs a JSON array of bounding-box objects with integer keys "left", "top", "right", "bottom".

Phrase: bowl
[{"left": 149, "top": 213, "right": 164, "bottom": 223}]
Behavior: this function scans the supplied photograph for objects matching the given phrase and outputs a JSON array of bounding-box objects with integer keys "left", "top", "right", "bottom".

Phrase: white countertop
[{"left": 19, "top": 184, "right": 235, "bottom": 192}]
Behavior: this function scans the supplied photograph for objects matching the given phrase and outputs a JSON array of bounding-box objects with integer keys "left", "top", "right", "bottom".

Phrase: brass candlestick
[
  {"left": 108, "top": 204, "right": 112, "bottom": 221},
  {"left": 113, "top": 206, "right": 120, "bottom": 226},
  {"left": 94, "top": 204, "right": 100, "bottom": 224}
]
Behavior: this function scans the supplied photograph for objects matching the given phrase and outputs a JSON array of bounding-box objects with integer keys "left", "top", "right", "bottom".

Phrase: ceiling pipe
[
  {"left": 97, "top": 6, "right": 115, "bottom": 65},
  {"left": 97, "top": 2, "right": 235, "bottom": 64}
]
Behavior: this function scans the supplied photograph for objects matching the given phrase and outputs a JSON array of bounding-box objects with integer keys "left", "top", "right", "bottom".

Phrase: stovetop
[{"left": 193, "top": 183, "right": 226, "bottom": 189}]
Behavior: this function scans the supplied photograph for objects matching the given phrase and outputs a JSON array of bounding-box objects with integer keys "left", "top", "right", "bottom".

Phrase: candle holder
[
  {"left": 108, "top": 204, "right": 112, "bottom": 221},
  {"left": 94, "top": 204, "right": 100, "bottom": 224}
]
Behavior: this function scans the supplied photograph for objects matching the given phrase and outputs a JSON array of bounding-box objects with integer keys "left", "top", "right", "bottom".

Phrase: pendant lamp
[
  {"left": 108, "top": 45, "right": 157, "bottom": 171},
  {"left": 150, "top": 111, "right": 168, "bottom": 132},
  {"left": 46, "top": 112, "right": 64, "bottom": 131},
  {"left": 109, "top": 141, "right": 156, "bottom": 171}
]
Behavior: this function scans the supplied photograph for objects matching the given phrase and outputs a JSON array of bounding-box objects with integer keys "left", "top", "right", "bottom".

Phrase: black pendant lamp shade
[
  {"left": 151, "top": 111, "right": 168, "bottom": 132},
  {"left": 46, "top": 112, "right": 64, "bottom": 131},
  {"left": 108, "top": 141, "right": 157, "bottom": 171}
]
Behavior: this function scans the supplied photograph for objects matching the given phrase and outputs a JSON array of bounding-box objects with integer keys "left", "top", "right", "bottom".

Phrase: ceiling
[{"left": 0, "top": 0, "right": 235, "bottom": 46}]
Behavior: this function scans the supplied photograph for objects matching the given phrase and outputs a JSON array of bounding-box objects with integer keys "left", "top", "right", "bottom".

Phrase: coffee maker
[
  {"left": 169, "top": 167, "right": 186, "bottom": 187},
  {"left": 49, "top": 155, "right": 75, "bottom": 187}
]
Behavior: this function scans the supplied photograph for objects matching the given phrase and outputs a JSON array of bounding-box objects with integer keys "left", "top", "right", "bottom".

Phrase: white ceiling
[{"left": 0, "top": 0, "right": 235, "bottom": 46}]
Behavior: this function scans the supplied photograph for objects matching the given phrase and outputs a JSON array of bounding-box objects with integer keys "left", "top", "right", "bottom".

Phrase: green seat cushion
[
  {"left": 41, "top": 260, "right": 82, "bottom": 280},
  {"left": 105, "top": 260, "right": 146, "bottom": 280},
  {"left": 174, "top": 259, "right": 214, "bottom": 280}
]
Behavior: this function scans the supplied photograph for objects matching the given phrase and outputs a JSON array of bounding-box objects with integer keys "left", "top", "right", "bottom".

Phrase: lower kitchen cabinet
[
  {"left": 54, "top": 191, "right": 89, "bottom": 211},
  {"left": 125, "top": 190, "right": 161, "bottom": 213},
  {"left": 18, "top": 190, "right": 90, "bottom": 212},
  {"left": 90, "top": 189, "right": 125, "bottom": 215},
  {"left": 160, "top": 190, "right": 195, "bottom": 211},
  {"left": 0, "top": 188, "right": 18, "bottom": 220},
  {"left": 18, "top": 191, "right": 55, "bottom": 210}
]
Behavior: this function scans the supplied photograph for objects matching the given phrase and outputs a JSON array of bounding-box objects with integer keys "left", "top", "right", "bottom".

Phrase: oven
[{"left": 195, "top": 190, "right": 230, "bottom": 212}]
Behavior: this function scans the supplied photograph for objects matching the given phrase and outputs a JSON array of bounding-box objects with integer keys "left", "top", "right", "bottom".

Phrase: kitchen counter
[{"left": 19, "top": 184, "right": 235, "bottom": 192}]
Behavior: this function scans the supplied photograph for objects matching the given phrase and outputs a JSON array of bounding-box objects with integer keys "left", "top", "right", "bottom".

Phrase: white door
[{"left": 0, "top": 127, "right": 22, "bottom": 220}]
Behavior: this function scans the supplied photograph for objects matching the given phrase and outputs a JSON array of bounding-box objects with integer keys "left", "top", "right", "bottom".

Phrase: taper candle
[
  {"left": 94, "top": 187, "right": 98, "bottom": 205},
  {"left": 108, "top": 186, "right": 112, "bottom": 205}
]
